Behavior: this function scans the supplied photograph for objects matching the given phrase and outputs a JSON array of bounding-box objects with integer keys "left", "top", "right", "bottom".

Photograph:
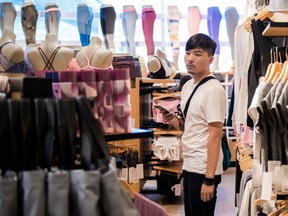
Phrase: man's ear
[{"left": 209, "top": 56, "right": 214, "bottom": 64}]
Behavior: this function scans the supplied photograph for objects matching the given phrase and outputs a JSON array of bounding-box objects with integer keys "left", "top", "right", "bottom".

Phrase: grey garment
[
  {"left": 261, "top": 81, "right": 280, "bottom": 162},
  {"left": 21, "top": 4, "right": 38, "bottom": 45},
  {"left": 271, "top": 81, "right": 286, "bottom": 164},
  {"left": 277, "top": 81, "right": 288, "bottom": 164},
  {"left": 238, "top": 169, "right": 252, "bottom": 209},
  {"left": 255, "top": 82, "right": 272, "bottom": 166},
  {"left": 20, "top": 170, "right": 46, "bottom": 216},
  {"left": 47, "top": 171, "right": 70, "bottom": 216},
  {"left": 70, "top": 170, "right": 101, "bottom": 216},
  {"left": 122, "top": 8, "right": 138, "bottom": 56},
  {"left": 44, "top": 4, "right": 61, "bottom": 36},
  {"left": 99, "top": 164, "right": 140, "bottom": 216},
  {"left": 225, "top": 7, "right": 239, "bottom": 61},
  {"left": 0, "top": 171, "right": 18, "bottom": 216}
]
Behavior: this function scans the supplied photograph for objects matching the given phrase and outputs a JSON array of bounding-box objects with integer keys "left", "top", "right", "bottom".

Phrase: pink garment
[
  {"left": 134, "top": 193, "right": 169, "bottom": 216},
  {"left": 241, "top": 125, "right": 250, "bottom": 147}
]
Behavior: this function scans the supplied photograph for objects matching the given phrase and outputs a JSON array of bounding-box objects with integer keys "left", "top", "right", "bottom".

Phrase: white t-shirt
[{"left": 180, "top": 76, "right": 227, "bottom": 175}]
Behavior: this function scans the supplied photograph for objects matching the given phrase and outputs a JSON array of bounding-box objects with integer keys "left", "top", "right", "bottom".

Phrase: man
[{"left": 162, "top": 33, "right": 227, "bottom": 216}]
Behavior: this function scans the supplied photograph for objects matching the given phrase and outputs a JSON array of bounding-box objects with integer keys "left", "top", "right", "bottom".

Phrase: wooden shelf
[{"left": 262, "top": 22, "right": 288, "bottom": 36}]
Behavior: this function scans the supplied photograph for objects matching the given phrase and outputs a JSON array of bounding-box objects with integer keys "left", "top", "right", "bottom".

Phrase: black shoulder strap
[{"left": 183, "top": 76, "right": 216, "bottom": 119}]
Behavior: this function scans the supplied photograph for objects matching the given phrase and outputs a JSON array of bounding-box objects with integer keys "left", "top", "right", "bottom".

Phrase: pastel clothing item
[
  {"left": 113, "top": 69, "right": 131, "bottom": 133},
  {"left": 269, "top": 0, "right": 288, "bottom": 11},
  {"left": 142, "top": 6, "right": 156, "bottom": 56},
  {"left": 0, "top": 2, "right": 16, "bottom": 32},
  {"left": 225, "top": 7, "right": 239, "bottom": 62},
  {"left": 134, "top": 192, "right": 169, "bottom": 216},
  {"left": 79, "top": 47, "right": 113, "bottom": 71},
  {"left": 77, "top": 5, "right": 93, "bottom": 46},
  {"left": 181, "top": 77, "right": 227, "bottom": 175},
  {"left": 187, "top": 6, "right": 202, "bottom": 36},
  {"left": 21, "top": 3, "right": 38, "bottom": 45},
  {"left": 122, "top": 5, "right": 137, "bottom": 56},
  {"left": 207, "top": 6, "right": 222, "bottom": 55},
  {"left": 153, "top": 137, "right": 180, "bottom": 161},
  {"left": 167, "top": 5, "right": 181, "bottom": 57}
]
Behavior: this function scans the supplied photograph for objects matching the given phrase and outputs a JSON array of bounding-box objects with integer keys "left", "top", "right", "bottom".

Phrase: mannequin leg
[
  {"left": 45, "top": 4, "right": 61, "bottom": 40},
  {"left": 0, "top": 2, "right": 16, "bottom": 33},
  {"left": 100, "top": 6, "right": 116, "bottom": 52},
  {"left": 142, "top": 7, "right": 156, "bottom": 58},
  {"left": 187, "top": 6, "right": 202, "bottom": 36},
  {"left": 122, "top": 7, "right": 137, "bottom": 56},
  {"left": 167, "top": 5, "right": 181, "bottom": 70},
  {"left": 207, "top": 6, "right": 222, "bottom": 72},
  {"left": 77, "top": 5, "right": 93, "bottom": 46},
  {"left": 21, "top": 4, "right": 38, "bottom": 45},
  {"left": 225, "top": 7, "right": 239, "bottom": 68}
]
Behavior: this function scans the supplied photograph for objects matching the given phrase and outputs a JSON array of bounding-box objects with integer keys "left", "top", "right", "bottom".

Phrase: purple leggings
[
  {"left": 142, "top": 7, "right": 156, "bottom": 56},
  {"left": 207, "top": 7, "right": 222, "bottom": 55}
]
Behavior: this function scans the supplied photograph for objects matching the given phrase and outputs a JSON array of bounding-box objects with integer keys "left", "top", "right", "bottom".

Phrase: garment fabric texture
[
  {"left": 134, "top": 192, "right": 169, "bottom": 216},
  {"left": 183, "top": 171, "right": 221, "bottom": 216},
  {"left": 187, "top": 6, "right": 202, "bottom": 36},
  {"left": 167, "top": 5, "right": 181, "bottom": 57},
  {"left": 122, "top": 5, "right": 137, "bottom": 56},
  {"left": 77, "top": 5, "right": 93, "bottom": 46},
  {"left": 21, "top": 4, "right": 38, "bottom": 45},
  {"left": 100, "top": 6, "right": 116, "bottom": 50},
  {"left": 44, "top": 4, "right": 61, "bottom": 36},
  {"left": 225, "top": 7, "right": 239, "bottom": 62},
  {"left": 142, "top": 7, "right": 156, "bottom": 56},
  {"left": 207, "top": 6, "right": 222, "bottom": 55},
  {"left": 0, "top": 2, "right": 16, "bottom": 32}
]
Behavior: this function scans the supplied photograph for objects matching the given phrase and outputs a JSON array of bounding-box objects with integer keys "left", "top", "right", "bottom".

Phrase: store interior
[{"left": 0, "top": 0, "right": 288, "bottom": 215}]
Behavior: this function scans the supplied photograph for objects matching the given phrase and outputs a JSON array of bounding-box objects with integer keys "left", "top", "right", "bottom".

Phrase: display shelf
[{"left": 104, "top": 128, "right": 154, "bottom": 142}]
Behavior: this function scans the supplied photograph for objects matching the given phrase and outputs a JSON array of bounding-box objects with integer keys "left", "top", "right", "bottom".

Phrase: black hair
[{"left": 185, "top": 33, "right": 217, "bottom": 56}]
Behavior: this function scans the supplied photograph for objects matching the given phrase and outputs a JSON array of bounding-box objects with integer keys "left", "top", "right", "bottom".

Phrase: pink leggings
[{"left": 142, "top": 7, "right": 156, "bottom": 56}]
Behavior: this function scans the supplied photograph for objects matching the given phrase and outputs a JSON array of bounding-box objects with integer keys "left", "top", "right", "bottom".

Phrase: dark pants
[{"left": 183, "top": 171, "right": 221, "bottom": 216}]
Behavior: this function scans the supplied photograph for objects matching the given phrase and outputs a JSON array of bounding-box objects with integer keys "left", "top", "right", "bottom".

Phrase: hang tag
[
  {"left": 174, "top": 184, "right": 181, "bottom": 196},
  {"left": 133, "top": 167, "right": 138, "bottom": 183},
  {"left": 136, "top": 164, "right": 144, "bottom": 179},
  {"left": 128, "top": 167, "right": 134, "bottom": 184},
  {"left": 122, "top": 168, "right": 128, "bottom": 181}
]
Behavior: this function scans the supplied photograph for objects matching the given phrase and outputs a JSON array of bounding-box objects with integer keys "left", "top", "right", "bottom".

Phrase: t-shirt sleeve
[{"left": 204, "top": 83, "right": 227, "bottom": 124}]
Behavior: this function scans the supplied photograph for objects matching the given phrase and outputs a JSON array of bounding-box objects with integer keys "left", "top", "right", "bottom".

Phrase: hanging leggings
[
  {"left": 225, "top": 7, "right": 239, "bottom": 62},
  {"left": 44, "top": 4, "right": 61, "bottom": 37},
  {"left": 142, "top": 6, "right": 156, "bottom": 56},
  {"left": 187, "top": 6, "right": 202, "bottom": 36},
  {"left": 207, "top": 6, "right": 222, "bottom": 55},
  {"left": 77, "top": 5, "right": 93, "bottom": 46},
  {"left": 0, "top": 2, "right": 16, "bottom": 32},
  {"left": 122, "top": 5, "right": 137, "bottom": 56},
  {"left": 100, "top": 5, "right": 116, "bottom": 50},
  {"left": 21, "top": 4, "right": 38, "bottom": 45},
  {"left": 167, "top": 5, "right": 181, "bottom": 58}
]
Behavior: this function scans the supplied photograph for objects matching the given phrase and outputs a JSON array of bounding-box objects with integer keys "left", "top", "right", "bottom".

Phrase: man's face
[{"left": 184, "top": 47, "right": 213, "bottom": 75}]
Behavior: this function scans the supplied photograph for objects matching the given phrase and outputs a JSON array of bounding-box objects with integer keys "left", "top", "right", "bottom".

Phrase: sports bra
[
  {"left": 38, "top": 46, "right": 61, "bottom": 71},
  {"left": 0, "top": 42, "right": 34, "bottom": 75},
  {"left": 148, "top": 56, "right": 167, "bottom": 79},
  {"left": 80, "top": 46, "right": 113, "bottom": 70},
  {"left": 153, "top": 138, "right": 180, "bottom": 161}
]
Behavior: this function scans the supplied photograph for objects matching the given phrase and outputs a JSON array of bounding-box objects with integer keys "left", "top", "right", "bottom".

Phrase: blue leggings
[
  {"left": 122, "top": 6, "right": 137, "bottom": 56},
  {"left": 0, "top": 2, "right": 16, "bottom": 32},
  {"left": 207, "top": 7, "right": 222, "bottom": 55},
  {"left": 77, "top": 5, "right": 93, "bottom": 46},
  {"left": 225, "top": 7, "right": 239, "bottom": 61}
]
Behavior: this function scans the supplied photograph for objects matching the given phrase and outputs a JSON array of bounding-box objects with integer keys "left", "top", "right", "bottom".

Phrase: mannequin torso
[
  {"left": 0, "top": 29, "right": 24, "bottom": 67},
  {"left": 148, "top": 49, "right": 173, "bottom": 78},
  {"left": 27, "top": 33, "right": 74, "bottom": 71},
  {"left": 76, "top": 36, "right": 113, "bottom": 69}
]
